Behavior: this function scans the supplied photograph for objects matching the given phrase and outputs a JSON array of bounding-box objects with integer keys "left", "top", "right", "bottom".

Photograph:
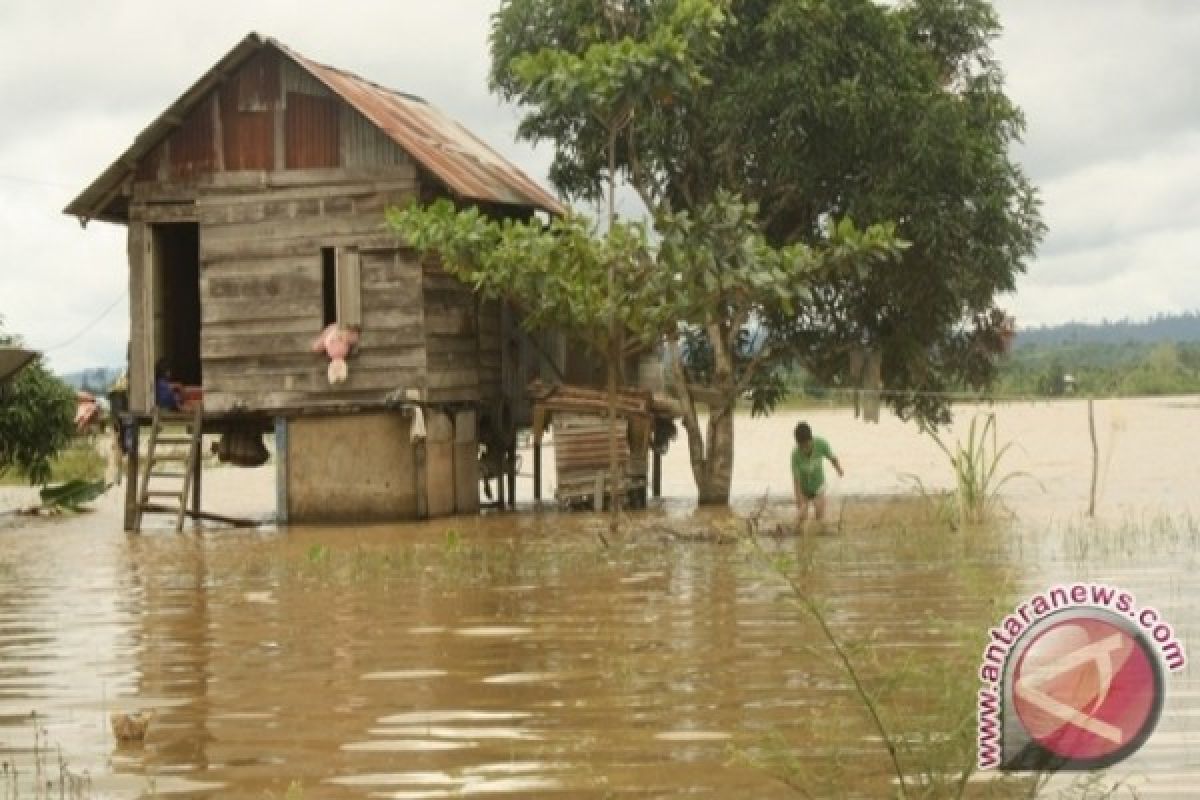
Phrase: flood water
[{"left": 1, "top": 397, "right": 1197, "bottom": 798}]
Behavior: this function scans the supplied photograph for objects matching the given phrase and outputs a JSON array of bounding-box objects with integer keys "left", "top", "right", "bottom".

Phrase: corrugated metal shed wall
[
  {"left": 281, "top": 59, "right": 339, "bottom": 169},
  {"left": 237, "top": 48, "right": 281, "bottom": 111},
  {"left": 281, "top": 58, "right": 328, "bottom": 97},
  {"left": 285, "top": 93, "right": 339, "bottom": 169},
  {"left": 219, "top": 82, "right": 274, "bottom": 171},
  {"left": 169, "top": 100, "right": 217, "bottom": 178},
  {"left": 218, "top": 49, "right": 279, "bottom": 171},
  {"left": 340, "top": 104, "right": 410, "bottom": 169}
]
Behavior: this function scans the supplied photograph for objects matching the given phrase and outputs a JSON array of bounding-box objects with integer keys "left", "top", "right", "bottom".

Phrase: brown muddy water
[{"left": 0, "top": 397, "right": 1197, "bottom": 798}]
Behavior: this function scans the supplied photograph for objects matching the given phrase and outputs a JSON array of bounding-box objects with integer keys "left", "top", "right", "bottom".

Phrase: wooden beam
[{"left": 142, "top": 503, "right": 259, "bottom": 528}]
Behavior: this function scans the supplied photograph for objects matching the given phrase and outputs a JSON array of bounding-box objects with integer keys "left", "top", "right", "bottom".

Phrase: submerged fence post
[{"left": 1087, "top": 398, "right": 1099, "bottom": 517}]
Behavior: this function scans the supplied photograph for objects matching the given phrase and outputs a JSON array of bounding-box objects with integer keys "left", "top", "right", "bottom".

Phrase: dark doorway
[{"left": 153, "top": 223, "right": 201, "bottom": 386}]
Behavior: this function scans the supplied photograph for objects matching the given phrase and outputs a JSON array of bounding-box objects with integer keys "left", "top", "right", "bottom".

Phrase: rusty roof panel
[{"left": 281, "top": 44, "right": 566, "bottom": 215}]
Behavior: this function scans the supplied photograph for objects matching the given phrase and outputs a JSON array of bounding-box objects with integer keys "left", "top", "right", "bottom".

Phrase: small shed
[{"left": 65, "top": 33, "right": 566, "bottom": 525}]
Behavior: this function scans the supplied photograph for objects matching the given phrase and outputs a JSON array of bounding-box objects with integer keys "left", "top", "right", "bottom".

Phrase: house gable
[{"left": 65, "top": 33, "right": 564, "bottom": 224}]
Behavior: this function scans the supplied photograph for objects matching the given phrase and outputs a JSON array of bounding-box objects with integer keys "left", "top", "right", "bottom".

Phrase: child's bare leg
[
  {"left": 796, "top": 495, "right": 810, "bottom": 520},
  {"left": 814, "top": 493, "right": 827, "bottom": 521}
]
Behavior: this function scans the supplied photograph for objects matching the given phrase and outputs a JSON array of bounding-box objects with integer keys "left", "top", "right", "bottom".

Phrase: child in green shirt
[{"left": 791, "top": 422, "right": 843, "bottom": 521}]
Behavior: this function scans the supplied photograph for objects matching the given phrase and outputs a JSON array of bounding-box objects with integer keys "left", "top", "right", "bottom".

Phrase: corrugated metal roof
[
  {"left": 0, "top": 348, "right": 37, "bottom": 385},
  {"left": 65, "top": 33, "right": 565, "bottom": 222},
  {"left": 279, "top": 42, "right": 566, "bottom": 215}
]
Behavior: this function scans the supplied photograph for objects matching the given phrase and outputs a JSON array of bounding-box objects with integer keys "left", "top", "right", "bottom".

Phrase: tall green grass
[{"left": 921, "top": 413, "right": 1036, "bottom": 528}]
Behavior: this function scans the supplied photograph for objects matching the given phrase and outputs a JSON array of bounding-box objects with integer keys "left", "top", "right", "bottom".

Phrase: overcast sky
[{"left": 1, "top": 1, "right": 1198, "bottom": 374}]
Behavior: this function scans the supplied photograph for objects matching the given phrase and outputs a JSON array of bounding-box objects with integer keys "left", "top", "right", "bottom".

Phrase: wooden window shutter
[{"left": 336, "top": 247, "right": 362, "bottom": 328}]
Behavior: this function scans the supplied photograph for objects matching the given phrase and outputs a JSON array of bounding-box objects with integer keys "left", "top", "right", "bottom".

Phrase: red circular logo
[{"left": 1012, "top": 615, "right": 1161, "bottom": 765}]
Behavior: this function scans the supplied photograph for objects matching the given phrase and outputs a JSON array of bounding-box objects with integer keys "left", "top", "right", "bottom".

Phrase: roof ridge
[{"left": 268, "top": 36, "right": 429, "bottom": 106}]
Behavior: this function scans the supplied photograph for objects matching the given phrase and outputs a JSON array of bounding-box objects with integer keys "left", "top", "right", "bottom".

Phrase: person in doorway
[
  {"left": 791, "top": 421, "right": 843, "bottom": 522},
  {"left": 154, "top": 359, "right": 181, "bottom": 411}
]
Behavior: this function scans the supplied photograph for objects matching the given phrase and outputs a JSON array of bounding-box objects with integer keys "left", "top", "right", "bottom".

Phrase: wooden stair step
[
  {"left": 156, "top": 411, "right": 198, "bottom": 422},
  {"left": 133, "top": 405, "right": 204, "bottom": 534}
]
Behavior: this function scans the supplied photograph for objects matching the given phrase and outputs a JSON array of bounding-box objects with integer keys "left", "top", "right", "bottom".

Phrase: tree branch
[{"left": 627, "top": 124, "right": 669, "bottom": 216}]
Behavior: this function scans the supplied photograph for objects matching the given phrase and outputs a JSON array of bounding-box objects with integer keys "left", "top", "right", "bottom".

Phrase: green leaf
[{"left": 39, "top": 479, "right": 108, "bottom": 512}]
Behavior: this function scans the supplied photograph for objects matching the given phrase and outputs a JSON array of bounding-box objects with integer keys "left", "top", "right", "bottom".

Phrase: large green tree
[
  {"left": 395, "top": 0, "right": 902, "bottom": 505},
  {"left": 392, "top": 198, "right": 898, "bottom": 505},
  {"left": 492, "top": 0, "right": 1044, "bottom": 427},
  {"left": 0, "top": 323, "right": 75, "bottom": 485}
]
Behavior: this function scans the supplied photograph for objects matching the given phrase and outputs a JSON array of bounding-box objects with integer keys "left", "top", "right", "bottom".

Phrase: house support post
[
  {"left": 506, "top": 432, "right": 517, "bottom": 509},
  {"left": 533, "top": 438, "right": 542, "bottom": 505},
  {"left": 274, "top": 417, "right": 288, "bottom": 525},
  {"left": 653, "top": 449, "right": 662, "bottom": 499},
  {"left": 192, "top": 430, "right": 203, "bottom": 518},
  {"left": 123, "top": 416, "right": 140, "bottom": 532}
]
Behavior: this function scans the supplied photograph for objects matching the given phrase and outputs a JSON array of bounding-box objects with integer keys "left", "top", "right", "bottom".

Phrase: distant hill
[
  {"left": 1015, "top": 311, "right": 1200, "bottom": 348},
  {"left": 60, "top": 366, "right": 123, "bottom": 393}
]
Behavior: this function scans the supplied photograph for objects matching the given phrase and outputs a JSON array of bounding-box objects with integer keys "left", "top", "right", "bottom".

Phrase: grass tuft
[{"left": 922, "top": 413, "right": 1038, "bottom": 528}]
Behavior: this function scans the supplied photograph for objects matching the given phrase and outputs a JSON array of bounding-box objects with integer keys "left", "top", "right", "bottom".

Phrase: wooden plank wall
[
  {"left": 423, "top": 261, "right": 482, "bottom": 404},
  {"left": 478, "top": 298, "right": 502, "bottom": 404},
  {"left": 194, "top": 170, "right": 425, "bottom": 412}
]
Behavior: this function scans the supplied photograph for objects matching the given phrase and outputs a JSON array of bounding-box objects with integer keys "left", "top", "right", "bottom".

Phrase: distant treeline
[
  {"left": 59, "top": 313, "right": 1200, "bottom": 402},
  {"left": 1015, "top": 311, "right": 1200, "bottom": 347},
  {"left": 785, "top": 312, "right": 1200, "bottom": 401},
  {"left": 995, "top": 340, "right": 1200, "bottom": 397},
  {"left": 997, "top": 312, "right": 1200, "bottom": 397}
]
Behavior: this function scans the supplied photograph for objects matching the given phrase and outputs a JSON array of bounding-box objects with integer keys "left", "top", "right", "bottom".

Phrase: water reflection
[{"left": 1, "top": 491, "right": 1196, "bottom": 797}]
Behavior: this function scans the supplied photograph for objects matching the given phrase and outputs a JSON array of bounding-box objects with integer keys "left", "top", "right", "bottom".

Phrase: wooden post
[
  {"left": 414, "top": 438, "right": 428, "bottom": 519},
  {"left": 191, "top": 424, "right": 203, "bottom": 521},
  {"left": 532, "top": 406, "right": 546, "bottom": 506},
  {"left": 496, "top": 454, "right": 506, "bottom": 509},
  {"left": 653, "top": 449, "right": 662, "bottom": 499},
  {"left": 506, "top": 433, "right": 517, "bottom": 509},
  {"left": 533, "top": 437, "right": 542, "bottom": 505},
  {"left": 1087, "top": 398, "right": 1099, "bottom": 517},
  {"left": 123, "top": 416, "right": 140, "bottom": 532},
  {"left": 426, "top": 410, "right": 456, "bottom": 517},
  {"left": 274, "top": 417, "right": 288, "bottom": 525},
  {"left": 453, "top": 409, "right": 480, "bottom": 514}
]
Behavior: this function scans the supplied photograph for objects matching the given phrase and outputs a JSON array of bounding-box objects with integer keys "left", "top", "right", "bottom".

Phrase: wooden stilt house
[{"left": 65, "top": 33, "right": 566, "bottom": 525}]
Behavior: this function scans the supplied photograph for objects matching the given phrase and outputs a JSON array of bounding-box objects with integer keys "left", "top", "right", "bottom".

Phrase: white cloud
[
  {"left": 992, "top": 0, "right": 1200, "bottom": 326},
  {"left": 1, "top": 1, "right": 1198, "bottom": 371}
]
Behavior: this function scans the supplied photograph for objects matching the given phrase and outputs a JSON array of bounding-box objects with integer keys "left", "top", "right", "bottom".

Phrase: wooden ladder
[{"left": 134, "top": 406, "right": 203, "bottom": 532}]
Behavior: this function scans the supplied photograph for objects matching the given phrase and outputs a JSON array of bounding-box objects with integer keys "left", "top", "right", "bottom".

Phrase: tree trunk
[
  {"left": 698, "top": 403, "right": 734, "bottom": 504},
  {"left": 605, "top": 124, "right": 620, "bottom": 535},
  {"left": 668, "top": 340, "right": 736, "bottom": 506},
  {"left": 607, "top": 340, "right": 620, "bottom": 530}
]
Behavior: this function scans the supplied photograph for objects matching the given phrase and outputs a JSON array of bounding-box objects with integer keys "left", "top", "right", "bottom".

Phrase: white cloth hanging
[{"left": 409, "top": 404, "right": 427, "bottom": 442}]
